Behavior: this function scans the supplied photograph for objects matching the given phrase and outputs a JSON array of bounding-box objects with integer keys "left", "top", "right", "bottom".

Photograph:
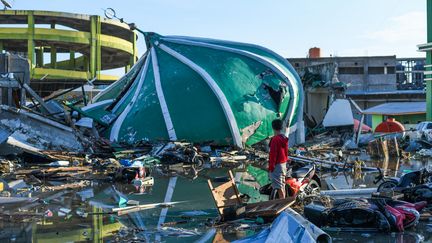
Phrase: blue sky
[{"left": 10, "top": 0, "right": 427, "bottom": 58}]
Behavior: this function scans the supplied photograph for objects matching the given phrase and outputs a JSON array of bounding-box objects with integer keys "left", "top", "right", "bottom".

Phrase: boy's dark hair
[{"left": 272, "top": 119, "right": 283, "bottom": 131}]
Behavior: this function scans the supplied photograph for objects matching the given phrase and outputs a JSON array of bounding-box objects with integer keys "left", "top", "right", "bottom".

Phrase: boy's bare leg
[{"left": 277, "top": 189, "right": 285, "bottom": 199}]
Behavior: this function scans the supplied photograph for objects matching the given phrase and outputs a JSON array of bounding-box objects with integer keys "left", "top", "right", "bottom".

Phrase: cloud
[
  {"left": 339, "top": 11, "right": 427, "bottom": 57},
  {"left": 363, "top": 11, "right": 426, "bottom": 44}
]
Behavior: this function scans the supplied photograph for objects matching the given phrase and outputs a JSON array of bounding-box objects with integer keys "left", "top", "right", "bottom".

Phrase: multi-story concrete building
[
  {"left": 288, "top": 51, "right": 426, "bottom": 127},
  {"left": 0, "top": 10, "right": 138, "bottom": 96},
  {"left": 288, "top": 55, "right": 425, "bottom": 93}
]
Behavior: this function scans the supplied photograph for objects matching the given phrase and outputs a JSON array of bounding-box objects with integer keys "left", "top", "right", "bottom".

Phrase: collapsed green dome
[{"left": 84, "top": 32, "right": 304, "bottom": 148}]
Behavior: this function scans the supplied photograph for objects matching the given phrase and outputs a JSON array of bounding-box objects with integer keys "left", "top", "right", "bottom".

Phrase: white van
[{"left": 411, "top": 122, "right": 432, "bottom": 141}]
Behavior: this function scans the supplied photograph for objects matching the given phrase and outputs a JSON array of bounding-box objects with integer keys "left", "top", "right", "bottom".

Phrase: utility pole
[
  {"left": 419, "top": 0, "right": 432, "bottom": 120},
  {"left": 427, "top": 0, "right": 432, "bottom": 120}
]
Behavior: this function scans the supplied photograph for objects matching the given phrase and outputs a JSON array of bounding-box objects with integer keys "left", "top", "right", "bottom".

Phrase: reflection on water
[
  {"left": 0, "top": 174, "right": 222, "bottom": 243},
  {"left": 321, "top": 155, "right": 432, "bottom": 243},
  {"left": 1, "top": 157, "right": 432, "bottom": 242},
  {"left": 323, "top": 156, "right": 432, "bottom": 190},
  {"left": 0, "top": 207, "right": 121, "bottom": 242}
]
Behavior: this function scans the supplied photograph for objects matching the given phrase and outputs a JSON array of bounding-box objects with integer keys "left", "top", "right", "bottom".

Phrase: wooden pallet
[{"left": 207, "top": 170, "right": 295, "bottom": 220}]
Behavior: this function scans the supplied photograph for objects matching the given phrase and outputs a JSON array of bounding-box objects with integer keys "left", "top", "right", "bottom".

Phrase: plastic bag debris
[{"left": 48, "top": 161, "right": 70, "bottom": 167}]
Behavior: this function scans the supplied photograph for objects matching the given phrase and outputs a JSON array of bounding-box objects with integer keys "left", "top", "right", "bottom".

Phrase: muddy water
[{"left": 2, "top": 158, "right": 432, "bottom": 243}]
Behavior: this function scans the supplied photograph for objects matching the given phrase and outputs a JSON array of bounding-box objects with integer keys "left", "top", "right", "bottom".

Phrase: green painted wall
[
  {"left": 371, "top": 114, "right": 383, "bottom": 130},
  {"left": 397, "top": 114, "right": 426, "bottom": 125},
  {"left": 371, "top": 114, "right": 426, "bottom": 130}
]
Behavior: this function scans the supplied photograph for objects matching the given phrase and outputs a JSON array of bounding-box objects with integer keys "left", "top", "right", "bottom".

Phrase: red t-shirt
[{"left": 268, "top": 134, "right": 289, "bottom": 172}]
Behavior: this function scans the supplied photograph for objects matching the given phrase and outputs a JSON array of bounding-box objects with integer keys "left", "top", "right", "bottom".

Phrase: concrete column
[
  {"left": 127, "top": 31, "right": 138, "bottom": 73},
  {"left": 69, "top": 51, "right": 75, "bottom": 70},
  {"left": 363, "top": 60, "right": 369, "bottom": 92},
  {"left": 36, "top": 47, "right": 44, "bottom": 67},
  {"left": 83, "top": 56, "right": 89, "bottom": 71},
  {"left": 50, "top": 47, "right": 57, "bottom": 68},
  {"left": 90, "top": 16, "right": 101, "bottom": 79},
  {"left": 50, "top": 23, "right": 57, "bottom": 69},
  {"left": 7, "top": 88, "right": 12, "bottom": 106},
  {"left": 27, "top": 12, "right": 35, "bottom": 71},
  {"left": 133, "top": 32, "right": 138, "bottom": 64}
]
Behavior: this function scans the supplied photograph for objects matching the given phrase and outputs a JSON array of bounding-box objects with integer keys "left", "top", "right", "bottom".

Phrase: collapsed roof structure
[{"left": 84, "top": 32, "right": 304, "bottom": 148}]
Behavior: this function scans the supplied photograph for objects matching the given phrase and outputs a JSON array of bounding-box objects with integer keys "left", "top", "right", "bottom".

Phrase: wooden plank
[
  {"left": 244, "top": 197, "right": 295, "bottom": 218},
  {"left": 208, "top": 179, "right": 229, "bottom": 216},
  {"left": 43, "top": 181, "right": 87, "bottom": 191},
  {"left": 0, "top": 197, "right": 38, "bottom": 204},
  {"left": 245, "top": 205, "right": 260, "bottom": 213},
  {"left": 208, "top": 179, "right": 241, "bottom": 208},
  {"left": 207, "top": 179, "right": 214, "bottom": 191},
  {"left": 229, "top": 170, "right": 241, "bottom": 203},
  {"left": 246, "top": 205, "right": 289, "bottom": 218},
  {"left": 246, "top": 197, "right": 295, "bottom": 208},
  {"left": 45, "top": 167, "right": 91, "bottom": 173},
  {"left": 273, "top": 201, "right": 294, "bottom": 215},
  {"left": 213, "top": 181, "right": 234, "bottom": 195},
  {"left": 258, "top": 203, "right": 280, "bottom": 212},
  {"left": 208, "top": 170, "right": 295, "bottom": 219},
  {"left": 207, "top": 171, "right": 243, "bottom": 218},
  {"left": 22, "top": 83, "right": 55, "bottom": 115}
]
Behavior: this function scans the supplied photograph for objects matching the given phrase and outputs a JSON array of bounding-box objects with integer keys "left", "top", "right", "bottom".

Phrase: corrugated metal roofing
[
  {"left": 362, "top": 102, "right": 426, "bottom": 115},
  {"left": 347, "top": 90, "right": 425, "bottom": 96}
]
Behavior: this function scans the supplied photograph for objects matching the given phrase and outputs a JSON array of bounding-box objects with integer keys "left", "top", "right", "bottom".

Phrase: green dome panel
[{"left": 86, "top": 32, "right": 304, "bottom": 147}]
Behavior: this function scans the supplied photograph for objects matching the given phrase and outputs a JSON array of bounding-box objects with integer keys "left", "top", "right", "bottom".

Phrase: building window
[
  {"left": 386, "top": 66, "right": 396, "bottom": 74},
  {"left": 339, "top": 67, "right": 364, "bottom": 75},
  {"left": 368, "top": 67, "right": 385, "bottom": 74}
]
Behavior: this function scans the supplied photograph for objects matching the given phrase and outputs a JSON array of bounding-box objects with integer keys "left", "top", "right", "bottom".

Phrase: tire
[
  {"left": 297, "top": 179, "right": 321, "bottom": 201},
  {"left": 305, "top": 179, "right": 321, "bottom": 196},
  {"left": 193, "top": 157, "right": 204, "bottom": 167},
  {"left": 377, "top": 180, "right": 398, "bottom": 192}
]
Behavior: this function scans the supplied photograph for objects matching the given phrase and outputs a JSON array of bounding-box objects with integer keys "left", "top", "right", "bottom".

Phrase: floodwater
[
  {"left": 2, "top": 156, "right": 432, "bottom": 243},
  {"left": 323, "top": 157, "right": 432, "bottom": 243}
]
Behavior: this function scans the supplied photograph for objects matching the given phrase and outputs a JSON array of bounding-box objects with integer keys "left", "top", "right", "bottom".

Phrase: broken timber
[
  {"left": 368, "top": 137, "right": 400, "bottom": 159},
  {"left": 207, "top": 170, "right": 295, "bottom": 221}
]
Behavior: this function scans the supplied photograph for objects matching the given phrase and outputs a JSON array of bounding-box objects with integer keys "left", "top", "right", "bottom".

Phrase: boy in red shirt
[{"left": 268, "top": 119, "right": 289, "bottom": 199}]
